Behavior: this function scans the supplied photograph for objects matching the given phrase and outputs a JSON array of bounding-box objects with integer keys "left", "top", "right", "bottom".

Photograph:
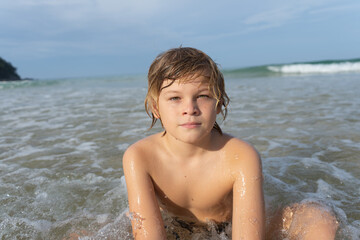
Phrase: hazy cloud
[
  {"left": 309, "top": 2, "right": 360, "bottom": 14},
  {"left": 0, "top": 0, "right": 358, "bottom": 78}
]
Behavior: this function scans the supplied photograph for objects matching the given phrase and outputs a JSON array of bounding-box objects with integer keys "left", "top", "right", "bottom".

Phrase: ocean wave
[
  {"left": 268, "top": 62, "right": 360, "bottom": 74},
  {"left": 225, "top": 58, "right": 360, "bottom": 78}
]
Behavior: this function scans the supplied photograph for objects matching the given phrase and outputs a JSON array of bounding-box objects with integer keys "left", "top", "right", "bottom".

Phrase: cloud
[
  {"left": 1, "top": 0, "right": 359, "bottom": 78},
  {"left": 244, "top": 7, "right": 300, "bottom": 26},
  {"left": 0, "top": 0, "right": 174, "bottom": 58},
  {"left": 0, "top": 0, "right": 167, "bottom": 32},
  {"left": 309, "top": 2, "right": 360, "bottom": 14},
  {"left": 242, "top": 0, "right": 331, "bottom": 29}
]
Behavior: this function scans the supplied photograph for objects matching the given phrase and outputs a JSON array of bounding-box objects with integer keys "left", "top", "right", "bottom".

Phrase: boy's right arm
[{"left": 123, "top": 145, "right": 167, "bottom": 240}]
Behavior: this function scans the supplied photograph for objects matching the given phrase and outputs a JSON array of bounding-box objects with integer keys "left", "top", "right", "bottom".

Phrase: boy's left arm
[{"left": 231, "top": 143, "right": 265, "bottom": 240}]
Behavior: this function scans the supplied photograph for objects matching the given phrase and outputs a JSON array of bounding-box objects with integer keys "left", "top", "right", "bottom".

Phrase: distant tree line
[{"left": 0, "top": 57, "right": 21, "bottom": 81}]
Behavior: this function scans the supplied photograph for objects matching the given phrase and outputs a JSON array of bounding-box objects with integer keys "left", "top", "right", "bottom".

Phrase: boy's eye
[{"left": 169, "top": 97, "right": 180, "bottom": 101}]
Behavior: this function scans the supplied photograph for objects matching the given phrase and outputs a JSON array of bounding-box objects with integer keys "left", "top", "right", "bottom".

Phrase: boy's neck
[{"left": 161, "top": 130, "right": 216, "bottom": 159}]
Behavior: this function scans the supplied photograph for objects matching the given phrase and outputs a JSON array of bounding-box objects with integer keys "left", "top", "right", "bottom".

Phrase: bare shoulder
[
  {"left": 122, "top": 133, "right": 162, "bottom": 171},
  {"left": 221, "top": 134, "right": 262, "bottom": 175},
  {"left": 223, "top": 134, "right": 260, "bottom": 159}
]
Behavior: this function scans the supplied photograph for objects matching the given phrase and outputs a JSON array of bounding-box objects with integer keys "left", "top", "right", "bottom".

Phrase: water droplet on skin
[
  {"left": 252, "top": 176, "right": 262, "bottom": 182},
  {"left": 249, "top": 218, "right": 258, "bottom": 225},
  {"left": 235, "top": 171, "right": 246, "bottom": 197},
  {"left": 128, "top": 212, "right": 146, "bottom": 230}
]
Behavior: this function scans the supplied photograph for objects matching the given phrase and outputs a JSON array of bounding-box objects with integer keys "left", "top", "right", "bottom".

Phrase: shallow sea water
[{"left": 0, "top": 73, "right": 359, "bottom": 239}]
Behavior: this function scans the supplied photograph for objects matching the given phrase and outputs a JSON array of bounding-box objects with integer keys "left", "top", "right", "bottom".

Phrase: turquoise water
[{"left": 1, "top": 63, "right": 360, "bottom": 239}]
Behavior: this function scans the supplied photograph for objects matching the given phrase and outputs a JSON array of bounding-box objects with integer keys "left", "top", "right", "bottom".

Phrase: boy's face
[{"left": 155, "top": 74, "right": 220, "bottom": 144}]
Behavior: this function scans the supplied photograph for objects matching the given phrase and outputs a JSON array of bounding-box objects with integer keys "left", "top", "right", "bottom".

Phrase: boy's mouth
[{"left": 180, "top": 122, "right": 201, "bottom": 128}]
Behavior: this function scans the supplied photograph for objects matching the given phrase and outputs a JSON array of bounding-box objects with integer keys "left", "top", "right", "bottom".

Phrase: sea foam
[{"left": 268, "top": 62, "right": 360, "bottom": 74}]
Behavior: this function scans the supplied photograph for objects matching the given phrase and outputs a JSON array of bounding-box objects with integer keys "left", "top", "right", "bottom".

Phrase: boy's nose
[{"left": 182, "top": 100, "right": 199, "bottom": 116}]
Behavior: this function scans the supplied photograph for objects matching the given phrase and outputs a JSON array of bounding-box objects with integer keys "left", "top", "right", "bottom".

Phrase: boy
[{"left": 123, "top": 47, "right": 338, "bottom": 239}]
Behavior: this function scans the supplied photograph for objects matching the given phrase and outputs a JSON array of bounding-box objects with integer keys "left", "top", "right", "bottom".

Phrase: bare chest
[{"left": 150, "top": 159, "right": 233, "bottom": 222}]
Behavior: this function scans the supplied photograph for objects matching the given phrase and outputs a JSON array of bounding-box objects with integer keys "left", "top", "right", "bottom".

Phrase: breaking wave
[{"left": 225, "top": 58, "right": 360, "bottom": 78}]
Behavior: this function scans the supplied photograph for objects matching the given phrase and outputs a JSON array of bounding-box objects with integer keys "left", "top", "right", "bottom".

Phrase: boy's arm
[
  {"left": 123, "top": 146, "right": 167, "bottom": 240},
  {"left": 231, "top": 143, "right": 265, "bottom": 240}
]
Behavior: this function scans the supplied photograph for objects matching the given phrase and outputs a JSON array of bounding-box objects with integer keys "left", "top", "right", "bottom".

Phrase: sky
[{"left": 1, "top": 0, "right": 359, "bottom": 79}]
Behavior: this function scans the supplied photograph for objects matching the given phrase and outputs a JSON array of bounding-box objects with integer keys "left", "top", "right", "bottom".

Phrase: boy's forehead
[{"left": 162, "top": 72, "right": 210, "bottom": 86}]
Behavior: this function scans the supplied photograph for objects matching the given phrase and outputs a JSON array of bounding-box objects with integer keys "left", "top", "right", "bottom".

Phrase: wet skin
[{"left": 123, "top": 75, "right": 265, "bottom": 239}]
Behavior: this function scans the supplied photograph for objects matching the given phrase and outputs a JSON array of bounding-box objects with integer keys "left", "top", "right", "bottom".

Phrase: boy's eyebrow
[
  {"left": 162, "top": 90, "right": 180, "bottom": 95},
  {"left": 162, "top": 87, "right": 210, "bottom": 95}
]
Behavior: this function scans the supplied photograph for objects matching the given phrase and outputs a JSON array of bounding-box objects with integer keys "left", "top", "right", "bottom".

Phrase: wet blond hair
[{"left": 145, "top": 47, "right": 229, "bottom": 134}]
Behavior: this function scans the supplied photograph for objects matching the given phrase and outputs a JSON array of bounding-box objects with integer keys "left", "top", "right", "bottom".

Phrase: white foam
[
  {"left": 329, "top": 163, "right": 354, "bottom": 182},
  {"left": 120, "top": 175, "right": 127, "bottom": 192},
  {"left": 36, "top": 192, "right": 48, "bottom": 200},
  {"left": 120, "top": 127, "right": 147, "bottom": 137},
  {"left": 7, "top": 145, "right": 45, "bottom": 159},
  {"left": 301, "top": 156, "right": 355, "bottom": 182},
  {"left": 340, "top": 139, "right": 360, "bottom": 149},
  {"left": 117, "top": 143, "right": 129, "bottom": 151},
  {"left": 316, "top": 179, "right": 348, "bottom": 199},
  {"left": 268, "top": 62, "right": 360, "bottom": 74},
  {"left": 76, "top": 142, "right": 98, "bottom": 152},
  {"left": 96, "top": 214, "right": 109, "bottom": 224},
  {"left": 82, "top": 173, "right": 105, "bottom": 184},
  {"left": 89, "top": 210, "right": 133, "bottom": 239},
  {"left": 327, "top": 146, "right": 342, "bottom": 152}
]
